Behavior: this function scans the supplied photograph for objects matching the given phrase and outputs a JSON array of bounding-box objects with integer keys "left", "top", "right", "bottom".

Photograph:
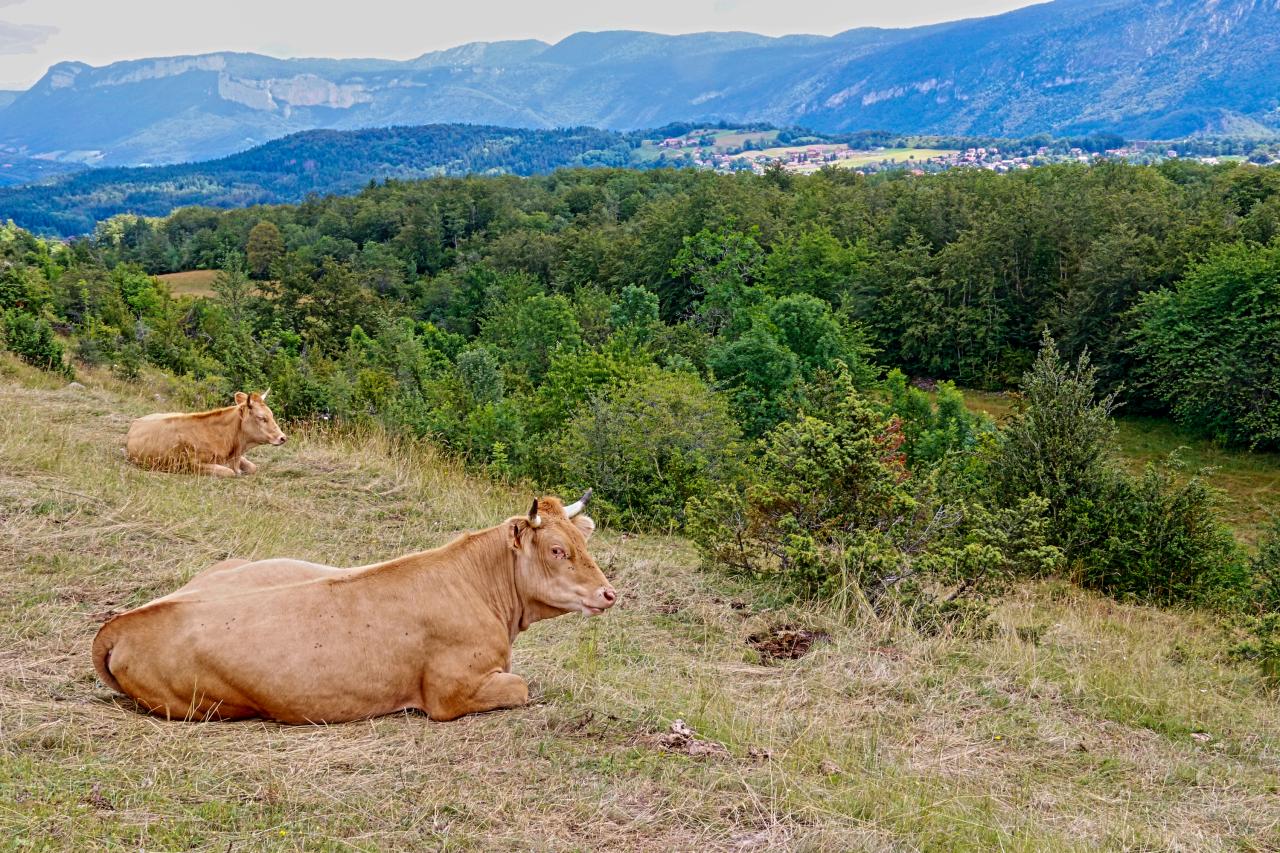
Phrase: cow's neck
[
  {"left": 208, "top": 405, "right": 249, "bottom": 463},
  {"left": 386, "top": 525, "right": 532, "bottom": 643}
]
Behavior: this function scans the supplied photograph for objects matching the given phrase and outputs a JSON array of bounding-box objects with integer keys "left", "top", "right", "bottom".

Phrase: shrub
[
  {"left": 2, "top": 309, "right": 69, "bottom": 376},
  {"left": 1079, "top": 461, "right": 1246, "bottom": 606},
  {"left": 1235, "top": 614, "right": 1280, "bottom": 687},
  {"left": 884, "top": 369, "right": 988, "bottom": 465},
  {"left": 73, "top": 315, "right": 119, "bottom": 366},
  {"left": 456, "top": 347, "right": 504, "bottom": 404},
  {"left": 992, "top": 333, "right": 1247, "bottom": 607},
  {"left": 552, "top": 369, "right": 743, "bottom": 530},
  {"left": 688, "top": 388, "right": 1058, "bottom": 625},
  {"left": 1249, "top": 517, "right": 1280, "bottom": 613},
  {"left": 112, "top": 342, "right": 144, "bottom": 382},
  {"left": 1232, "top": 520, "right": 1280, "bottom": 686},
  {"left": 990, "top": 332, "right": 1117, "bottom": 560}
]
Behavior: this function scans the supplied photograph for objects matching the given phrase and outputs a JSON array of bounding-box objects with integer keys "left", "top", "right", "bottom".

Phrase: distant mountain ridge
[{"left": 0, "top": 0, "right": 1278, "bottom": 167}]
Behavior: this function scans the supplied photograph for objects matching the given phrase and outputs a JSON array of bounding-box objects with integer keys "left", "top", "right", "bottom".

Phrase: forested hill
[
  {"left": 0, "top": 125, "right": 634, "bottom": 236},
  {"left": 2, "top": 0, "right": 1278, "bottom": 167}
]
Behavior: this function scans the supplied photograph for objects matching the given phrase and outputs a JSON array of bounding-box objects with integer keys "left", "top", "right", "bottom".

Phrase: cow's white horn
[
  {"left": 563, "top": 488, "right": 593, "bottom": 519},
  {"left": 527, "top": 498, "right": 543, "bottom": 528},
  {"left": 261, "top": 388, "right": 270, "bottom": 401}
]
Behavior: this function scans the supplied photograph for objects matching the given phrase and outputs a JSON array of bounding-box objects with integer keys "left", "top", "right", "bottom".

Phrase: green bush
[
  {"left": 552, "top": 369, "right": 743, "bottom": 530},
  {"left": 992, "top": 333, "right": 1247, "bottom": 607},
  {"left": 1230, "top": 521, "right": 1280, "bottom": 687},
  {"left": 455, "top": 347, "right": 504, "bottom": 404},
  {"left": 1079, "top": 461, "right": 1246, "bottom": 606},
  {"left": 1249, "top": 518, "right": 1280, "bottom": 613},
  {"left": 688, "top": 388, "right": 1058, "bottom": 624},
  {"left": 112, "top": 342, "right": 144, "bottom": 382},
  {"left": 884, "top": 369, "right": 989, "bottom": 465},
  {"left": 2, "top": 309, "right": 69, "bottom": 376},
  {"left": 990, "top": 333, "right": 1118, "bottom": 561}
]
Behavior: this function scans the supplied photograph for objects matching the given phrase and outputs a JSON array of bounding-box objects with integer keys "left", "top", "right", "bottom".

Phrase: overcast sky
[{"left": 0, "top": 0, "right": 1038, "bottom": 90}]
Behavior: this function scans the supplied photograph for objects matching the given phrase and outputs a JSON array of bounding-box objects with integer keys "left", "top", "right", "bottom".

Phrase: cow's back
[{"left": 161, "top": 558, "right": 358, "bottom": 600}]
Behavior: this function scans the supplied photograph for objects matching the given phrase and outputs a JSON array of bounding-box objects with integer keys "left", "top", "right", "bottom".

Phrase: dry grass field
[
  {"left": 154, "top": 270, "right": 221, "bottom": 299},
  {"left": 2, "top": 357, "right": 1280, "bottom": 850}
]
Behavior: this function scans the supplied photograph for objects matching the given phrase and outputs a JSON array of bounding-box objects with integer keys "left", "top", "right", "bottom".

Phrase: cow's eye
[{"left": 551, "top": 546, "right": 567, "bottom": 560}]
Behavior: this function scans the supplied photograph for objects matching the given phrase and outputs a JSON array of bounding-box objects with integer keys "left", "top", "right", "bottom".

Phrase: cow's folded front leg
[
  {"left": 197, "top": 463, "right": 239, "bottom": 478},
  {"left": 428, "top": 671, "right": 529, "bottom": 721},
  {"left": 237, "top": 457, "right": 257, "bottom": 475}
]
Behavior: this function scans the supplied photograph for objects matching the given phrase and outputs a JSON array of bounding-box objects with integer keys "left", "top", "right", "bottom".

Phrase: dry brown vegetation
[
  {"left": 2, "top": 357, "right": 1279, "bottom": 851},
  {"left": 154, "top": 270, "right": 221, "bottom": 299}
]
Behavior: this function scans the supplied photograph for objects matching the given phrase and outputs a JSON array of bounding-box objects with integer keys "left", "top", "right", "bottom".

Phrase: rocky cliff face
[{"left": 1, "top": 0, "right": 1276, "bottom": 166}]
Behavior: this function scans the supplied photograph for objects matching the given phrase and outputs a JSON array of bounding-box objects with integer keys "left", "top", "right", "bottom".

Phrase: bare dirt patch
[{"left": 747, "top": 625, "right": 830, "bottom": 662}]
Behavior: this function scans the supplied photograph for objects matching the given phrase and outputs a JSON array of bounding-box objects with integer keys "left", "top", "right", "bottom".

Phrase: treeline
[
  {"left": 2, "top": 161, "right": 1279, "bottom": 652},
  {"left": 78, "top": 159, "right": 1280, "bottom": 444}
]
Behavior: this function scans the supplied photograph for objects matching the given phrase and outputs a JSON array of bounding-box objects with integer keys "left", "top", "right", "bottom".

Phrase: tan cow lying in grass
[
  {"left": 125, "top": 391, "right": 286, "bottom": 477},
  {"left": 92, "top": 492, "right": 615, "bottom": 723}
]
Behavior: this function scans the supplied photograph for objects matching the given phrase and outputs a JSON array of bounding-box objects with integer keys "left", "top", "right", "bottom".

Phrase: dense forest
[{"left": 3, "top": 160, "right": 1279, "bottom": 653}]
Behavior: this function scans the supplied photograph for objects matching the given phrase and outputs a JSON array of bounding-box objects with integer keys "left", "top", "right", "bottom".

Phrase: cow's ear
[
  {"left": 572, "top": 514, "right": 596, "bottom": 540},
  {"left": 507, "top": 520, "right": 525, "bottom": 552},
  {"left": 234, "top": 392, "right": 248, "bottom": 407}
]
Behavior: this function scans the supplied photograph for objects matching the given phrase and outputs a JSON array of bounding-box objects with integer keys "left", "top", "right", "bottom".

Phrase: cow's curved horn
[
  {"left": 527, "top": 497, "right": 543, "bottom": 528},
  {"left": 260, "top": 388, "right": 270, "bottom": 402},
  {"left": 563, "top": 488, "right": 593, "bottom": 519}
]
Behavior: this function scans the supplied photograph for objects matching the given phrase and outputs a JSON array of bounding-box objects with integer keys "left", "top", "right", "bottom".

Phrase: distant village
[{"left": 652, "top": 133, "right": 1270, "bottom": 176}]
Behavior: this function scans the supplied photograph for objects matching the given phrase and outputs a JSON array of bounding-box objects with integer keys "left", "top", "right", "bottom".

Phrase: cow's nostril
[{"left": 601, "top": 587, "right": 616, "bottom": 604}]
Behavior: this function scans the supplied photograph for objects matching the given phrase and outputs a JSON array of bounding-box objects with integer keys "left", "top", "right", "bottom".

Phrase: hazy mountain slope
[
  {"left": 0, "top": 153, "right": 85, "bottom": 187},
  {"left": 0, "top": 124, "right": 633, "bottom": 235},
  {"left": 795, "top": 0, "right": 1280, "bottom": 137},
  {"left": 0, "top": 0, "right": 1277, "bottom": 166}
]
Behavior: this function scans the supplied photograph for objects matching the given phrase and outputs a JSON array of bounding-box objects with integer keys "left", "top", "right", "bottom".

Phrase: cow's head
[
  {"left": 234, "top": 390, "right": 287, "bottom": 447},
  {"left": 508, "top": 490, "right": 616, "bottom": 621}
]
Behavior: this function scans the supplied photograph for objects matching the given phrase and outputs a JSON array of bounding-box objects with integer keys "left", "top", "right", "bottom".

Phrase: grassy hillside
[{"left": 2, "top": 358, "right": 1279, "bottom": 850}]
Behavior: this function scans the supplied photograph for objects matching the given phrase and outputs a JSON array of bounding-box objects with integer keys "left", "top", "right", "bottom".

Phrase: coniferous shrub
[
  {"left": 2, "top": 309, "right": 69, "bottom": 376},
  {"left": 688, "top": 387, "right": 1059, "bottom": 625},
  {"left": 1081, "top": 462, "right": 1246, "bottom": 605},
  {"left": 992, "top": 333, "right": 1246, "bottom": 607}
]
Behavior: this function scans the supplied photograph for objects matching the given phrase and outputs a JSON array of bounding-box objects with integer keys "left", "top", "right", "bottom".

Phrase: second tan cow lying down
[
  {"left": 125, "top": 391, "right": 286, "bottom": 477},
  {"left": 91, "top": 493, "right": 615, "bottom": 723}
]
